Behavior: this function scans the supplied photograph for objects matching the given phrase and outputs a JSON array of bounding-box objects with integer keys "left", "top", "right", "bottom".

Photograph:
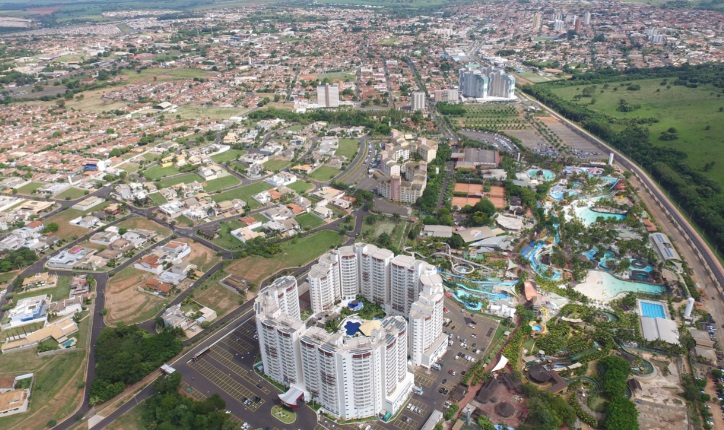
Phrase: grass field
[
  {"left": 43, "top": 208, "right": 88, "bottom": 240},
  {"left": 264, "top": 158, "right": 291, "bottom": 172},
  {"left": 175, "top": 106, "right": 250, "bottom": 120},
  {"left": 211, "top": 182, "right": 272, "bottom": 208},
  {"left": 210, "top": 149, "right": 246, "bottom": 163},
  {"left": 287, "top": 124, "right": 305, "bottom": 132},
  {"left": 212, "top": 220, "right": 245, "bottom": 250},
  {"left": 445, "top": 103, "right": 526, "bottom": 131},
  {"left": 225, "top": 230, "right": 345, "bottom": 285},
  {"left": 144, "top": 165, "right": 181, "bottom": 180},
  {"left": 203, "top": 175, "right": 241, "bottom": 192},
  {"left": 105, "top": 399, "right": 146, "bottom": 430},
  {"left": 121, "top": 68, "right": 211, "bottom": 83},
  {"left": 148, "top": 192, "right": 167, "bottom": 206},
  {"left": 317, "top": 71, "right": 356, "bottom": 82},
  {"left": 116, "top": 216, "right": 171, "bottom": 237},
  {"left": 550, "top": 78, "right": 724, "bottom": 192},
  {"left": 16, "top": 275, "right": 71, "bottom": 301},
  {"left": 309, "top": 165, "right": 341, "bottom": 182},
  {"left": 337, "top": 139, "right": 360, "bottom": 158},
  {"left": 55, "top": 187, "right": 87, "bottom": 200},
  {"left": 14, "top": 182, "right": 43, "bottom": 195},
  {"left": 156, "top": 173, "right": 204, "bottom": 189},
  {"left": 515, "top": 71, "right": 565, "bottom": 84},
  {"left": 105, "top": 265, "right": 168, "bottom": 326},
  {"left": 287, "top": 181, "right": 314, "bottom": 194},
  {"left": 296, "top": 212, "right": 324, "bottom": 230},
  {"left": 194, "top": 273, "right": 242, "bottom": 317}
]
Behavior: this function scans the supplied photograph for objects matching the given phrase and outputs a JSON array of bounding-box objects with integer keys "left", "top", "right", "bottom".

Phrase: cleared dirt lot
[
  {"left": 180, "top": 238, "right": 221, "bottom": 272},
  {"left": 105, "top": 266, "right": 166, "bottom": 326}
]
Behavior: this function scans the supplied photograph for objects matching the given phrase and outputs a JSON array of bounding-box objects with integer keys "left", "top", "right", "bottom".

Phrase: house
[
  {"left": 134, "top": 254, "right": 163, "bottom": 275},
  {"left": 0, "top": 375, "right": 31, "bottom": 417},
  {"left": 145, "top": 279, "right": 173, "bottom": 296},
  {"left": 72, "top": 196, "right": 105, "bottom": 211},
  {"left": 262, "top": 205, "right": 295, "bottom": 222},
  {"left": 161, "top": 241, "right": 191, "bottom": 261},
  {"left": 47, "top": 246, "right": 90, "bottom": 269},
  {"left": 70, "top": 275, "right": 90, "bottom": 297},
  {"left": 108, "top": 238, "right": 133, "bottom": 252},
  {"left": 104, "top": 203, "right": 122, "bottom": 215},
  {"left": 312, "top": 206, "right": 332, "bottom": 219},
  {"left": 89, "top": 231, "right": 121, "bottom": 246},
  {"left": 24, "top": 221, "right": 44, "bottom": 233},
  {"left": 265, "top": 172, "right": 298, "bottom": 187},
  {"left": 198, "top": 224, "right": 220, "bottom": 240},
  {"left": 159, "top": 262, "right": 195, "bottom": 285},
  {"left": 121, "top": 229, "right": 157, "bottom": 248},
  {"left": 5, "top": 295, "right": 49, "bottom": 328},
  {"left": 69, "top": 215, "right": 100, "bottom": 229},
  {"left": 231, "top": 226, "right": 264, "bottom": 243},
  {"left": 21, "top": 273, "right": 58, "bottom": 291}
]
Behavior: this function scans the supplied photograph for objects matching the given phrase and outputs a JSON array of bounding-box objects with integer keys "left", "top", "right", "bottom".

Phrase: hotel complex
[{"left": 255, "top": 244, "right": 447, "bottom": 420}]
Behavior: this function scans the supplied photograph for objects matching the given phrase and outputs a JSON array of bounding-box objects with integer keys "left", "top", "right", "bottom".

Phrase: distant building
[
  {"left": 411, "top": 91, "right": 426, "bottom": 112},
  {"left": 317, "top": 84, "right": 340, "bottom": 108},
  {"left": 433, "top": 89, "right": 459, "bottom": 103},
  {"left": 458, "top": 65, "right": 515, "bottom": 100}
]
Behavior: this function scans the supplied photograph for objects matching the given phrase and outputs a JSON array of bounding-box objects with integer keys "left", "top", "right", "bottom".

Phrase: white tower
[
  {"left": 608, "top": 152, "right": 614, "bottom": 165},
  {"left": 684, "top": 297, "right": 695, "bottom": 319}
]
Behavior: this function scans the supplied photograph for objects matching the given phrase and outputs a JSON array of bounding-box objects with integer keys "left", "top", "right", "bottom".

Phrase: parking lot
[{"left": 173, "top": 297, "right": 499, "bottom": 430}]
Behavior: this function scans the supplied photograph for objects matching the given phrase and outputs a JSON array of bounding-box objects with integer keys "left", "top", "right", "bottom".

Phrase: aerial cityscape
[{"left": 0, "top": 1, "right": 722, "bottom": 430}]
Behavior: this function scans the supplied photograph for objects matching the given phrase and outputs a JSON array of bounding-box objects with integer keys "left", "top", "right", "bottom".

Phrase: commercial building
[
  {"left": 411, "top": 91, "right": 426, "bottom": 111},
  {"left": 317, "top": 84, "right": 340, "bottom": 108},
  {"left": 257, "top": 244, "right": 446, "bottom": 420}
]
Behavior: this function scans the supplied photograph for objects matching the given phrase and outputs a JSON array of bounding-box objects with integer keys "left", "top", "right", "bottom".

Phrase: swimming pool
[
  {"left": 601, "top": 272, "right": 665, "bottom": 296},
  {"left": 574, "top": 206, "right": 626, "bottom": 226},
  {"left": 639, "top": 301, "right": 667, "bottom": 319},
  {"left": 453, "top": 290, "right": 483, "bottom": 311},
  {"left": 532, "top": 325, "right": 543, "bottom": 332},
  {"left": 527, "top": 168, "right": 556, "bottom": 182},
  {"left": 344, "top": 321, "right": 361, "bottom": 336}
]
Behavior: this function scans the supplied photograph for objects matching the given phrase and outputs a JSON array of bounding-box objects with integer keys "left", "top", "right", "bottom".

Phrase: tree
[
  {"left": 447, "top": 233, "right": 466, "bottom": 249},
  {"left": 42, "top": 223, "right": 59, "bottom": 234}
]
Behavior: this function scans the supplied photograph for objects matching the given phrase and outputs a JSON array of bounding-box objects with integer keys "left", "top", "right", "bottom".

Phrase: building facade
[
  {"left": 411, "top": 91, "right": 426, "bottom": 111},
  {"left": 317, "top": 84, "right": 340, "bottom": 108},
  {"left": 458, "top": 66, "right": 515, "bottom": 100}
]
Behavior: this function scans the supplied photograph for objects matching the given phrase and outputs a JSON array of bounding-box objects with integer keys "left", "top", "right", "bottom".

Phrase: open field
[
  {"left": 309, "top": 165, "right": 341, "bottom": 182},
  {"left": 116, "top": 216, "right": 171, "bottom": 237},
  {"left": 317, "top": 71, "right": 356, "bottom": 82},
  {"left": 212, "top": 220, "right": 245, "bottom": 250},
  {"left": 225, "top": 230, "right": 345, "bottom": 285},
  {"left": 143, "top": 165, "right": 181, "bottom": 180},
  {"left": 43, "top": 208, "right": 89, "bottom": 240},
  {"left": 182, "top": 238, "right": 222, "bottom": 272},
  {"left": 550, "top": 78, "right": 724, "bottom": 190},
  {"left": 0, "top": 312, "right": 88, "bottom": 430},
  {"left": 515, "top": 71, "right": 565, "bottom": 84},
  {"left": 296, "top": 212, "right": 324, "bottom": 230},
  {"left": 121, "top": 68, "right": 212, "bottom": 84},
  {"left": 287, "top": 181, "right": 314, "bottom": 194},
  {"left": 211, "top": 149, "right": 246, "bottom": 163},
  {"left": 105, "top": 265, "right": 167, "bottom": 326},
  {"left": 14, "top": 181, "right": 43, "bottom": 195},
  {"left": 55, "top": 187, "right": 87, "bottom": 200},
  {"left": 156, "top": 173, "right": 204, "bottom": 189},
  {"left": 444, "top": 103, "right": 528, "bottom": 131},
  {"left": 16, "top": 275, "right": 71, "bottom": 301},
  {"left": 64, "top": 87, "right": 128, "bottom": 113},
  {"left": 105, "top": 399, "right": 146, "bottom": 430},
  {"left": 175, "top": 106, "right": 251, "bottom": 120},
  {"left": 203, "top": 175, "right": 241, "bottom": 192},
  {"left": 194, "top": 274, "right": 242, "bottom": 317},
  {"left": 0, "top": 270, "right": 19, "bottom": 289},
  {"left": 263, "top": 158, "right": 291, "bottom": 172},
  {"left": 148, "top": 192, "right": 167, "bottom": 206},
  {"left": 118, "top": 162, "right": 140, "bottom": 173},
  {"left": 211, "top": 182, "right": 272, "bottom": 208},
  {"left": 337, "top": 139, "right": 360, "bottom": 158}
]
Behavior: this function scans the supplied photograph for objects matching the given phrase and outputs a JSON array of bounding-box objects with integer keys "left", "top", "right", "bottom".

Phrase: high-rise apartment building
[
  {"left": 411, "top": 91, "right": 426, "bottom": 112},
  {"left": 554, "top": 19, "right": 565, "bottom": 31},
  {"left": 317, "top": 83, "right": 340, "bottom": 108},
  {"left": 257, "top": 244, "right": 446, "bottom": 420},
  {"left": 459, "top": 66, "right": 515, "bottom": 100},
  {"left": 532, "top": 12, "right": 542, "bottom": 30},
  {"left": 433, "top": 89, "right": 459, "bottom": 103},
  {"left": 584, "top": 11, "right": 591, "bottom": 26}
]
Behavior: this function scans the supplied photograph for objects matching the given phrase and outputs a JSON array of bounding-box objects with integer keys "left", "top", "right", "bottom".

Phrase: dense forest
[
  {"left": 89, "top": 324, "right": 183, "bottom": 405},
  {"left": 523, "top": 64, "right": 724, "bottom": 255}
]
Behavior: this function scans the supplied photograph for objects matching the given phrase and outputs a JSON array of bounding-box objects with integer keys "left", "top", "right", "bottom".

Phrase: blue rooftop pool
[
  {"left": 344, "top": 321, "right": 361, "bottom": 336},
  {"left": 639, "top": 301, "right": 667, "bottom": 319}
]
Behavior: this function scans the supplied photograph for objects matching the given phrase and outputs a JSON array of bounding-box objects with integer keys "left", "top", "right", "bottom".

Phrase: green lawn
[
  {"left": 309, "top": 165, "right": 341, "bottom": 182},
  {"left": 14, "top": 181, "right": 43, "bottom": 195},
  {"left": 213, "top": 220, "right": 245, "bottom": 250},
  {"left": 148, "top": 192, "right": 167, "bottom": 205},
  {"left": 211, "top": 182, "right": 272, "bottom": 208},
  {"left": 550, "top": 78, "right": 724, "bottom": 195},
  {"left": 55, "top": 187, "right": 88, "bottom": 200},
  {"left": 337, "top": 139, "right": 360, "bottom": 158},
  {"left": 287, "top": 124, "right": 305, "bottom": 132},
  {"left": 287, "top": 181, "right": 314, "bottom": 194},
  {"left": 121, "top": 67, "right": 210, "bottom": 83},
  {"left": 296, "top": 213, "right": 324, "bottom": 230},
  {"left": 106, "top": 399, "right": 146, "bottom": 430},
  {"left": 16, "top": 275, "right": 71, "bottom": 301},
  {"left": 317, "top": 71, "right": 356, "bottom": 82},
  {"left": 264, "top": 158, "right": 291, "bottom": 172},
  {"left": 175, "top": 215, "right": 195, "bottom": 227},
  {"left": 210, "top": 149, "right": 246, "bottom": 163},
  {"left": 156, "top": 173, "right": 204, "bottom": 189},
  {"left": 144, "top": 165, "right": 181, "bottom": 180},
  {"left": 203, "top": 175, "right": 241, "bottom": 192}
]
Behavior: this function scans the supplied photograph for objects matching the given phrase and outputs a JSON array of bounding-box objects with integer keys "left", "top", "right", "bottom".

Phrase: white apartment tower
[
  {"left": 317, "top": 83, "right": 340, "bottom": 108},
  {"left": 357, "top": 244, "right": 393, "bottom": 305},
  {"left": 433, "top": 89, "right": 459, "bottom": 103},
  {"left": 409, "top": 274, "right": 447, "bottom": 368},
  {"left": 337, "top": 246, "right": 359, "bottom": 300},
  {"left": 584, "top": 11, "right": 591, "bottom": 25},
  {"left": 459, "top": 66, "right": 515, "bottom": 100},
  {"left": 262, "top": 276, "right": 301, "bottom": 320},
  {"left": 308, "top": 252, "right": 342, "bottom": 313},
  {"left": 411, "top": 91, "right": 426, "bottom": 112}
]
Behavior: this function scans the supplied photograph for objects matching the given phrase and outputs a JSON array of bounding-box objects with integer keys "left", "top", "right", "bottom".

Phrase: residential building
[
  {"left": 411, "top": 91, "right": 426, "bottom": 112},
  {"left": 6, "top": 295, "right": 49, "bottom": 328},
  {"left": 317, "top": 84, "right": 340, "bottom": 108},
  {"left": 433, "top": 89, "right": 459, "bottom": 103}
]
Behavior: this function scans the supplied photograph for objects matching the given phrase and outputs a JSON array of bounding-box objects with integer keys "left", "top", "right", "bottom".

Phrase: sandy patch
[
  {"left": 105, "top": 268, "right": 165, "bottom": 326},
  {"left": 176, "top": 238, "right": 220, "bottom": 272}
]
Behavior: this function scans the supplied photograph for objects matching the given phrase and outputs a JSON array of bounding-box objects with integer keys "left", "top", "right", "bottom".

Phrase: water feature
[
  {"left": 522, "top": 241, "right": 563, "bottom": 281},
  {"left": 527, "top": 168, "right": 556, "bottom": 182},
  {"left": 61, "top": 338, "right": 76, "bottom": 348},
  {"left": 532, "top": 325, "right": 543, "bottom": 332},
  {"left": 599, "top": 271, "right": 665, "bottom": 296},
  {"left": 575, "top": 206, "right": 626, "bottom": 226},
  {"left": 344, "top": 321, "right": 361, "bottom": 336},
  {"left": 639, "top": 301, "right": 667, "bottom": 319},
  {"left": 453, "top": 290, "right": 483, "bottom": 311}
]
